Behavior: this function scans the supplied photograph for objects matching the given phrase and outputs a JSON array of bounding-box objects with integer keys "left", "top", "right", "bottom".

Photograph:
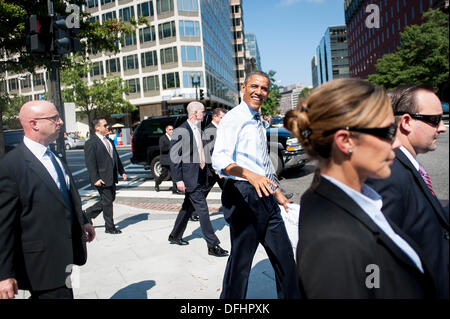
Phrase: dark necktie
[
  {"left": 46, "top": 149, "right": 73, "bottom": 224},
  {"left": 103, "top": 136, "right": 113, "bottom": 158},
  {"left": 254, "top": 113, "right": 276, "bottom": 189},
  {"left": 418, "top": 163, "right": 435, "bottom": 196}
]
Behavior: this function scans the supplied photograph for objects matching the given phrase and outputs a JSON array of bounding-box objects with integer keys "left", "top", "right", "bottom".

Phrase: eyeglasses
[
  {"left": 103, "top": 124, "right": 109, "bottom": 128},
  {"left": 323, "top": 123, "right": 398, "bottom": 143},
  {"left": 34, "top": 114, "right": 61, "bottom": 122},
  {"left": 395, "top": 112, "right": 442, "bottom": 127}
]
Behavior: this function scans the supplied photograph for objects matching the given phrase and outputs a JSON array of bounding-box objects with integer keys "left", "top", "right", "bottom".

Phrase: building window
[
  {"left": 179, "top": 20, "right": 200, "bottom": 37},
  {"left": 398, "top": 18, "right": 401, "bottom": 30},
  {"left": 420, "top": 0, "right": 423, "bottom": 13},
  {"left": 411, "top": 6, "right": 415, "bottom": 20},
  {"left": 119, "top": 6, "right": 135, "bottom": 22},
  {"left": 180, "top": 46, "right": 202, "bottom": 62},
  {"left": 101, "top": 0, "right": 112, "bottom": 4},
  {"left": 233, "top": 18, "right": 241, "bottom": 26},
  {"left": 158, "top": 21, "right": 176, "bottom": 40},
  {"left": 102, "top": 11, "right": 117, "bottom": 22},
  {"left": 137, "top": 1, "right": 154, "bottom": 17},
  {"left": 8, "top": 78, "right": 18, "bottom": 90},
  {"left": 123, "top": 54, "right": 139, "bottom": 71},
  {"left": 156, "top": 0, "right": 174, "bottom": 13},
  {"left": 126, "top": 78, "right": 140, "bottom": 94},
  {"left": 141, "top": 50, "right": 158, "bottom": 67},
  {"left": 105, "top": 58, "right": 121, "bottom": 73},
  {"left": 123, "top": 32, "right": 137, "bottom": 47},
  {"left": 183, "top": 71, "right": 203, "bottom": 87},
  {"left": 87, "top": 0, "right": 98, "bottom": 8},
  {"left": 232, "top": 4, "right": 240, "bottom": 13},
  {"left": 160, "top": 46, "right": 178, "bottom": 64},
  {"left": 33, "top": 73, "right": 45, "bottom": 86},
  {"left": 162, "top": 72, "right": 180, "bottom": 89},
  {"left": 91, "top": 61, "right": 104, "bottom": 76},
  {"left": 139, "top": 26, "right": 156, "bottom": 43},
  {"left": 404, "top": 12, "right": 408, "bottom": 25},
  {"left": 143, "top": 75, "right": 160, "bottom": 92},
  {"left": 177, "top": 0, "right": 198, "bottom": 12}
]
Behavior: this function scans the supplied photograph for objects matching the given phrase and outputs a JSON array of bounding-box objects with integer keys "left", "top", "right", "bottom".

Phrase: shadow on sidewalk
[
  {"left": 247, "top": 259, "right": 277, "bottom": 299},
  {"left": 183, "top": 216, "right": 228, "bottom": 242},
  {"left": 116, "top": 213, "right": 150, "bottom": 230},
  {"left": 110, "top": 280, "right": 156, "bottom": 299}
]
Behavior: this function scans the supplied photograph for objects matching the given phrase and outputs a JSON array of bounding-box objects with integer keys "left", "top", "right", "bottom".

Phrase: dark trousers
[
  {"left": 170, "top": 170, "right": 220, "bottom": 248},
  {"left": 203, "top": 165, "right": 225, "bottom": 196},
  {"left": 30, "top": 286, "right": 74, "bottom": 299},
  {"left": 86, "top": 184, "right": 116, "bottom": 230},
  {"left": 220, "top": 180, "right": 300, "bottom": 299},
  {"left": 155, "top": 164, "right": 176, "bottom": 189}
]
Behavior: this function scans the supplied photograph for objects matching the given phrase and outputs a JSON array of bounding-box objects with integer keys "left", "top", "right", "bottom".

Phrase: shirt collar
[
  {"left": 321, "top": 174, "right": 383, "bottom": 213},
  {"left": 23, "top": 136, "right": 49, "bottom": 159},
  {"left": 399, "top": 146, "right": 420, "bottom": 171},
  {"left": 241, "top": 100, "right": 260, "bottom": 119},
  {"left": 96, "top": 132, "right": 107, "bottom": 140}
]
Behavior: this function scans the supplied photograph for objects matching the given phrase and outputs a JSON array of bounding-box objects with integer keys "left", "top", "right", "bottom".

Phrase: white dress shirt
[
  {"left": 23, "top": 136, "right": 70, "bottom": 190},
  {"left": 321, "top": 174, "right": 424, "bottom": 273},
  {"left": 96, "top": 132, "right": 113, "bottom": 159},
  {"left": 212, "top": 101, "right": 268, "bottom": 180},
  {"left": 399, "top": 145, "right": 420, "bottom": 171}
]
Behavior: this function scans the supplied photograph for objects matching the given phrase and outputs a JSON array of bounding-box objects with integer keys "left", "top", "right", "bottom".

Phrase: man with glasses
[
  {"left": 0, "top": 101, "right": 95, "bottom": 299},
  {"left": 367, "top": 84, "right": 449, "bottom": 298},
  {"left": 84, "top": 117, "right": 127, "bottom": 234}
]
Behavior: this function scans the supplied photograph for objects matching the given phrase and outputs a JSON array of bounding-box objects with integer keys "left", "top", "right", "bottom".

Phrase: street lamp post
[{"left": 190, "top": 72, "right": 201, "bottom": 101}]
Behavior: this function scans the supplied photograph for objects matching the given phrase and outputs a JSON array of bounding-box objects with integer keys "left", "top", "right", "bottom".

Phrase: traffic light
[
  {"left": 26, "top": 15, "right": 52, "bottom": 53},
  {"left": 53, "top": 15, "right": 80, "bottom": 55},
  {"left": 199, "top": 89, "right": 204, "bottom": 100}
]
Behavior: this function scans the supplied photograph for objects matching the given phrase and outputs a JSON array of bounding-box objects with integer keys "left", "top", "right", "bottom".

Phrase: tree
[
  {"left": 61, "top": 56, "right": 136, "bottom": 134},
  {"left": 261, "top": 70, "right": 282, "bottom": 116},
  {"left": 297, "top": 87, "right": 313, "bottom": 103},
  {"left": 0, "top": 0, "right": 147, "bottom": 155},
  {"left": 368, "top": 8, "right": 449, "bottom": 101}
]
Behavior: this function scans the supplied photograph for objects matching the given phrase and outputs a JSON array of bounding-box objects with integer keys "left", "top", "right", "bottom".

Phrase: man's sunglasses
[
  {"left": 323, "top": 123, "right": 398, "bottom": 143},
  {"left": 395, "top": 112, "right": 442, "bottom": 127}
]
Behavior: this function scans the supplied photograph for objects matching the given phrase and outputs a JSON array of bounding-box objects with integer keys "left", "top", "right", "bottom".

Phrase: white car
[{"left": 65, "top": 136, "right": 85, "bottom": 150}]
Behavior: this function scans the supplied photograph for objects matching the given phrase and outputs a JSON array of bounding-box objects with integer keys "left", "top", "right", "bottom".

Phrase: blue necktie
[
  {"left": 46, "top": 149, "right": 73, "bottom": 224},
  {"left": 254, "top": 113, "right": 276, "bottom": 190}
]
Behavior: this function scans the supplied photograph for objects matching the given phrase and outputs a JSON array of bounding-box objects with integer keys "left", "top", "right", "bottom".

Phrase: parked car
[
  {"left": 3, "top": 129, "right": 24, "bottom": 154},
  {"left": 65, "top": 136, "right": 85, "bottom": 150},
  {"left": 270, "top": 116, "right": 284, "bottom": 128},
  {"left": 131, "top": 113, "right": 307, "bottom": 180}
]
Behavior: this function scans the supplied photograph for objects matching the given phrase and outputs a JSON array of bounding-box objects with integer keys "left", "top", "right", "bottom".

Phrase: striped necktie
[
  {"left": 418, "top": 163, "right": 435, "bottom": 196},
  {"left": 254, "top": 113, "right": 276, "bottom": 190},
  {"left": 103, "top": 136, "right": 113, "bottom": 158}
]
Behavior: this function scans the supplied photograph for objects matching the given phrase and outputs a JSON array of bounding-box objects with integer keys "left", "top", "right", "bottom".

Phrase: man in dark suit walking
[
  {"left": 84, "top": 117, "right": 127, "bottom": 234},
  {"left": 0, "top": 101, "right": 95, "bottom": 299},
  {"left": 367, "top": 85, "right": 449, "bottom": 298},
  {"left": 203, "top": 108, "right": 226, "bottom": 196},
  {"left": 155, "top": 124, "right": 180, "bottom": 194},
  {"left": 168, "top": 101, "right": 228, "bottom": 257}
]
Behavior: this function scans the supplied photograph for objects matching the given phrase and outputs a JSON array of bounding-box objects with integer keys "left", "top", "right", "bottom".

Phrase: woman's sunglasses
[{"left": 323, "top": 123, "right": 398, "bottom": 143}]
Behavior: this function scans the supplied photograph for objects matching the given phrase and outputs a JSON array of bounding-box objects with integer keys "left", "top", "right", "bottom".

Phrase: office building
[
  {"left": 244, "top": 33, "right": 262, "bottom": 71},
  {"left": 312, "top": 25, "right": 349, "bottom": 88},
  {"left": 345, "top": 0, "right": 439, "bottom": 79},
  {"left": 279, "top": 83, "right": 307, "bottom": 115}
]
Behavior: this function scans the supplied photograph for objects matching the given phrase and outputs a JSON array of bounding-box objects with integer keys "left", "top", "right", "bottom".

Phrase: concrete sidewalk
[{"left": 69, "top": 203, "right": 277, "bottom": 299}]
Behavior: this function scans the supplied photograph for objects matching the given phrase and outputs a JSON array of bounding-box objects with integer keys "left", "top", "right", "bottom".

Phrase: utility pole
[{"left": 46, "top": 0, "right": 66, "bottom": 161}]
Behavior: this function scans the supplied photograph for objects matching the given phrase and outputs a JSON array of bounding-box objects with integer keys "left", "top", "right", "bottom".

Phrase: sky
[{"left": 242, "top": 0, "right": 346, "bottom": 87}]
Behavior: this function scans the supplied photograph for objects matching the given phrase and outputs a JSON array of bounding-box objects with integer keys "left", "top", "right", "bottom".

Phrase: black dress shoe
[
  {"left": 172, "top": 189, "right": 184, "bottom": 195},
  {"left": 155, "top": 185, "right": 160, "bottom": 192},
  {"left": 105, "top": 228, "right": 122, "bottom": 234},
  {"left": 168, "top": 235, "right": 189, "bottom": 245},
  {"left": 190, "top": 215, "right": 200, "bottom": 222},
  {"left": 208, "top": 245, "right": 229, "bottom": 257}
]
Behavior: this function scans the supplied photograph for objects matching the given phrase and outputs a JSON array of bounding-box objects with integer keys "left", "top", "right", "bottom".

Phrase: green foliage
[
  {"left": 368, "top": 8, "right": 449, "bottom": 101},
  {"left": 297, "top": 87, "right": 313, "bottom": 103},
  {"left": 61, "top": 55, "right": 136, "bottom": 131},
  {"left": 261, "top": 70, "right": 282, "bottom": 116}
]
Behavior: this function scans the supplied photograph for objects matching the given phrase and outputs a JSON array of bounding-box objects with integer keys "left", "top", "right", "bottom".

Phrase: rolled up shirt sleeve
[{"left": 212, "top": 113, "right": 240, "bottom": 178}]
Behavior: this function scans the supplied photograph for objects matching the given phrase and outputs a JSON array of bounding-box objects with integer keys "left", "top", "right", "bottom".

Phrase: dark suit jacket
[
  {"left": 159, "top": 134, "right": 171, "bottom": 166},
  {"left": 367, "top": 148, "right": 449, "bottom": 298},
  {"left": 169, "top": 121, "right": 206, "bottom": 192},
  {"left": 0, "top": 143, "right": 88, "bottom": 291},
  {"left": 297, "top": 177, "right": 435, "bottom": 299},
  {"left": 204, "top": 122, "right": 217, "bottom": 178},
  {"left": 84, "top": 134, "right": 125, "bottom": 187}
]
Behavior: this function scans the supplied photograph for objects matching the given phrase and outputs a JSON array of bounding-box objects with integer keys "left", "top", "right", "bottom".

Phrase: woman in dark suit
[{"left": 284, "top": 78, "right": 436, "bottom": 299}]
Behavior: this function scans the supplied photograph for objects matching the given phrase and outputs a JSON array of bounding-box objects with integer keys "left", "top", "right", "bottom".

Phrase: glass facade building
[
  {"left": 312, "top": 25, "right": 349, "bottom": 88},
  {"left": 244, "top": 33, "right": 262, "bottom": 71}
]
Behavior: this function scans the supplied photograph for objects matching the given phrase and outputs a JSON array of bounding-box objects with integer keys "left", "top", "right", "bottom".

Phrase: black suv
[
  {"left": 131, "top": 114, "right": 307, "bottom": 180},
  {"left": 3, "top": 129, "right": 25, "bottom": 154}
]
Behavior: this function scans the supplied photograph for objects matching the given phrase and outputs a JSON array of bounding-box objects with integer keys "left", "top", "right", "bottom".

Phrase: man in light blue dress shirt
[{"left": 212, "top": 71, "right": 300, "bottom": 299}]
